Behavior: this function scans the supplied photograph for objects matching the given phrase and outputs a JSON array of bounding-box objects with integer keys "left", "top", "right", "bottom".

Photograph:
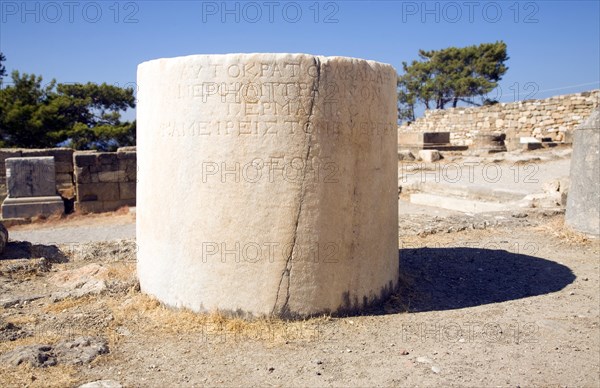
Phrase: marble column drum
[{"left": 136, "top": 53, "right": 399, "bottom": 317}]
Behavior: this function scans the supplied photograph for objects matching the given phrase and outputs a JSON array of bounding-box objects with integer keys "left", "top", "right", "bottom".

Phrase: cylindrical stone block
[
  {"left": 136, "top": 54, "right": 399, "bottom": 318},
  {"left": 566, "top": 109, "right": 600, "bottom": 237}
]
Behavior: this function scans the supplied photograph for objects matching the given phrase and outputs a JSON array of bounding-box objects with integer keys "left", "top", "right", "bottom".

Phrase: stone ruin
[
  {"left": 1, "top": 156, "right": 64, "bottom": 219},
  {"left": 566, "top": 109, "right": 600, "bottom": 237},
  {"left": 136, "top": 53, "right": 399, "bottom": 318},
  {"left": 398, "top": 90, "right": 599, "bottom": 150}
]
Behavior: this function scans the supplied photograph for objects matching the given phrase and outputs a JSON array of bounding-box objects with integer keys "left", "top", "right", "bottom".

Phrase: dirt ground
[{"left": 0, "top": 209, "right": 598, "bottom": 387}]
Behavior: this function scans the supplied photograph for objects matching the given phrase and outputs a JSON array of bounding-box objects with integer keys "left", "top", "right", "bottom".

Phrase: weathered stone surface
[
  {"left": 137, "top": 53, "right": 399, "bottom": 317},
  {"left": 398, "top": 150, "right": 415, "bottom": 161},
  {"left": 119, "top": 182, "right": 136, "bottom": 200},
  {"left": 0, "top": 336, "right": 108, "bottom": 367},
  {"left": 566, "top": 109, "right": 600, "bottom": 236},
  {"left": 0, "top": 344, "right": 57, "bottom": 367},
  {"left": 0, "top": 222, "right": 7, "bottom": 254},
  {"left": 50, "top": 263, "right": 109, "bottom": 288},
  {"left": 74, "top": 152, "right": 98, "bottom": 167},
  {"left": 1, "top": 196, "right": 64, "bottom": 219},
  {"left": 0, "top": 148, "right": 75, "bottom": 203},
  {"left": 398, "top": 132, "right": 451, "bottom": 152},
  {"left": 470, "top": 133, "right": 507, "bottom": 153},
  {"left": 73, "top": 150, "right": 136, "bottom": 213},
  {"left": 5, "top": 157, "right": 56, "bottom": 198},
  {"left": 77, "top": 182, "right": 120, "bottom": 202},
  {"left": 418, "top": 150, "right": 441, "bottom": 163},
  {"left": 55, "top": 336, "right": 109, "bottom": 365}
]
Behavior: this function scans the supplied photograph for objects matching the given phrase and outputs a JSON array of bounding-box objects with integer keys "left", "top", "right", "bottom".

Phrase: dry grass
[
  {"left": 104, "top": 292, "right": 329, "bottom": 345},
  {"left": 0, "top": 364, "right": 78, "bottom": 388},
  {"left": 105, "top": 262, "right": 136, "bottom": 282},
  {"left": 535, "top": 216, "right": 592, "bottom": 245},
  {"left": 42, "top": 295, "right": 96, "bottom": 314},
  {"left": 0, "top": 331, "right": 61, "bottom": 355},
  {"left": 5, "top": 315, "right": 39, "bottom": 327}
]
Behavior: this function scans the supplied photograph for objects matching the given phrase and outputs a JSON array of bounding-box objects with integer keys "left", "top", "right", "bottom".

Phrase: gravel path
[{"left": 8, "top": 223, "right": 135, "bottom": 245}]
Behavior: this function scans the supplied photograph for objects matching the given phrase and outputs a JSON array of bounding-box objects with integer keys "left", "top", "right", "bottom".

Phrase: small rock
[
  {"left": 0, "top": 321, "right": 31, "bottom": 342},
  {"left": 0, "top": 344, "right": 57, "bottom": 367},
  {"left": 400, "top": 350, "right": 409, "bottom": 355},
  {"left": 1, "top": 295, "right": 44, "bottom": 308},
  {"left": 268, "top": 367, "right": 275, "bottom": 373},
  {"left": 116, "top": 326, "right": 131, "bottom": 336},
  {"left": 50, "top": 264, "right": 110, "bottom": 301},
  {"left": 398, "top": 150, "right": 415, "bottom": 161},
  {"left": 431, "top": 365, "right": 441, "bottom": 374},
  {"left": 416, "top": 356, "right": 432, "bottom": 364},
  {"left": 418, "top": 150, "right": 441, "bottom": 163},
  {"left": 511, "top": 212, "right": 528, "bottom": 218}
]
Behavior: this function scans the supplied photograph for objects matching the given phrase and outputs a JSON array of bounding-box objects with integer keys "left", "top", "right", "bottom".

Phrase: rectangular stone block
[
  {"left": 423, "top": 132, "right": 450, "bottom": 144},
  {"left": 98, "top": 170, "right": 126, "bottom": 183},
  {"left": 99, "top": 162, "right": 119, "bottom": 172},
  {"left": 5, "top": 157, "right": 57, "bottom": 198},
  {"left": 398, "top": 132, "right": 450, "bottom": 146},
  {"left": 75, "top": 167, "right": 90, "bottom": 184},
  {"left": 0, "top": 149, "right": 23, "bottom": 165},
  {"left": 75, "top": 200, "right": 105, "bottom": 214},
  {"left": 74, "top": 153, "right": 98, "bottom": 167},
  {"left": 97, "top": 153, "right": 118, "bottom": 165},
  {"left": 119, "top": 182, "right": 136, "bottom": 200},
  {"left": 55, "top": 161, "right": 73, "bottom": 174},
  {"left": 55, "top": 173, "right": 73, "bottom": 185},
  {"left": 118, "top": 159, "right": 136, "bottom": 173},
  {"left": 1, "top": 196, "right": 64, "bottom": 218},
  {"left": 117, "top": 151, "right": 137, "bottom": 160},
  {"left": 19, "top": 150, "right": 48, "bottom": 157},
  {"left": 77, "top": 182, "right": 120, "bottom": 202},
  {"left": 46, "top": 148, "right": 74, "bottom": 163}
]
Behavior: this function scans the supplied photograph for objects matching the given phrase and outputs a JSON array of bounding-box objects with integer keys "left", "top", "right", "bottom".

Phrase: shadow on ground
[
  {"left": 396, "top": 247, "right": 576, "bottom": 312},
  {"left": 0, "top": 241, "right": 68, "bottom": 262}
]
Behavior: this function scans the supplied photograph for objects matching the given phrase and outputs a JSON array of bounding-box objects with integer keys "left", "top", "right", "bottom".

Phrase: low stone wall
[
  {"left": 73, "top": 147, "right": 137, "bottom": 213},
  {"left": 399, "top": 90, "right": 600, "bottom": 150},
  {"left": 0, "top": 148, "right": 75, "bottom": 202}
]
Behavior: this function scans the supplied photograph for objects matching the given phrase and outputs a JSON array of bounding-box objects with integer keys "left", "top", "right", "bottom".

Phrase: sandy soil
[{"left": 1, "top": 211, "right": 598, "bottom": 387}]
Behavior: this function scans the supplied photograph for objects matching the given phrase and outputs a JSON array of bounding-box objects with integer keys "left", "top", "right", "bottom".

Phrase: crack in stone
[{"left": 272, "top": 57, "right": 321, "bottom": 317}]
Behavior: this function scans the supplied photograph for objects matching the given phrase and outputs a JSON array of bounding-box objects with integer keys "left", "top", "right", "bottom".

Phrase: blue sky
[{"left": 1, "top": 0, "right": 599, "bottom": 120}]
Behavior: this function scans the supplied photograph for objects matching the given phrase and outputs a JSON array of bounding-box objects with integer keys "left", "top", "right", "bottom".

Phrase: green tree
[
  {"left": 398, "top": 41, "right": 509, "bottom": 122},
  {"left": 0, "top": 71, "right": 136, "bottom": 150},
  {"left": 0, "top": 52, "right": 6, "bottom": 83},
  {"left": 53, "top": 82, "right": 136, "bottom": 150}
]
